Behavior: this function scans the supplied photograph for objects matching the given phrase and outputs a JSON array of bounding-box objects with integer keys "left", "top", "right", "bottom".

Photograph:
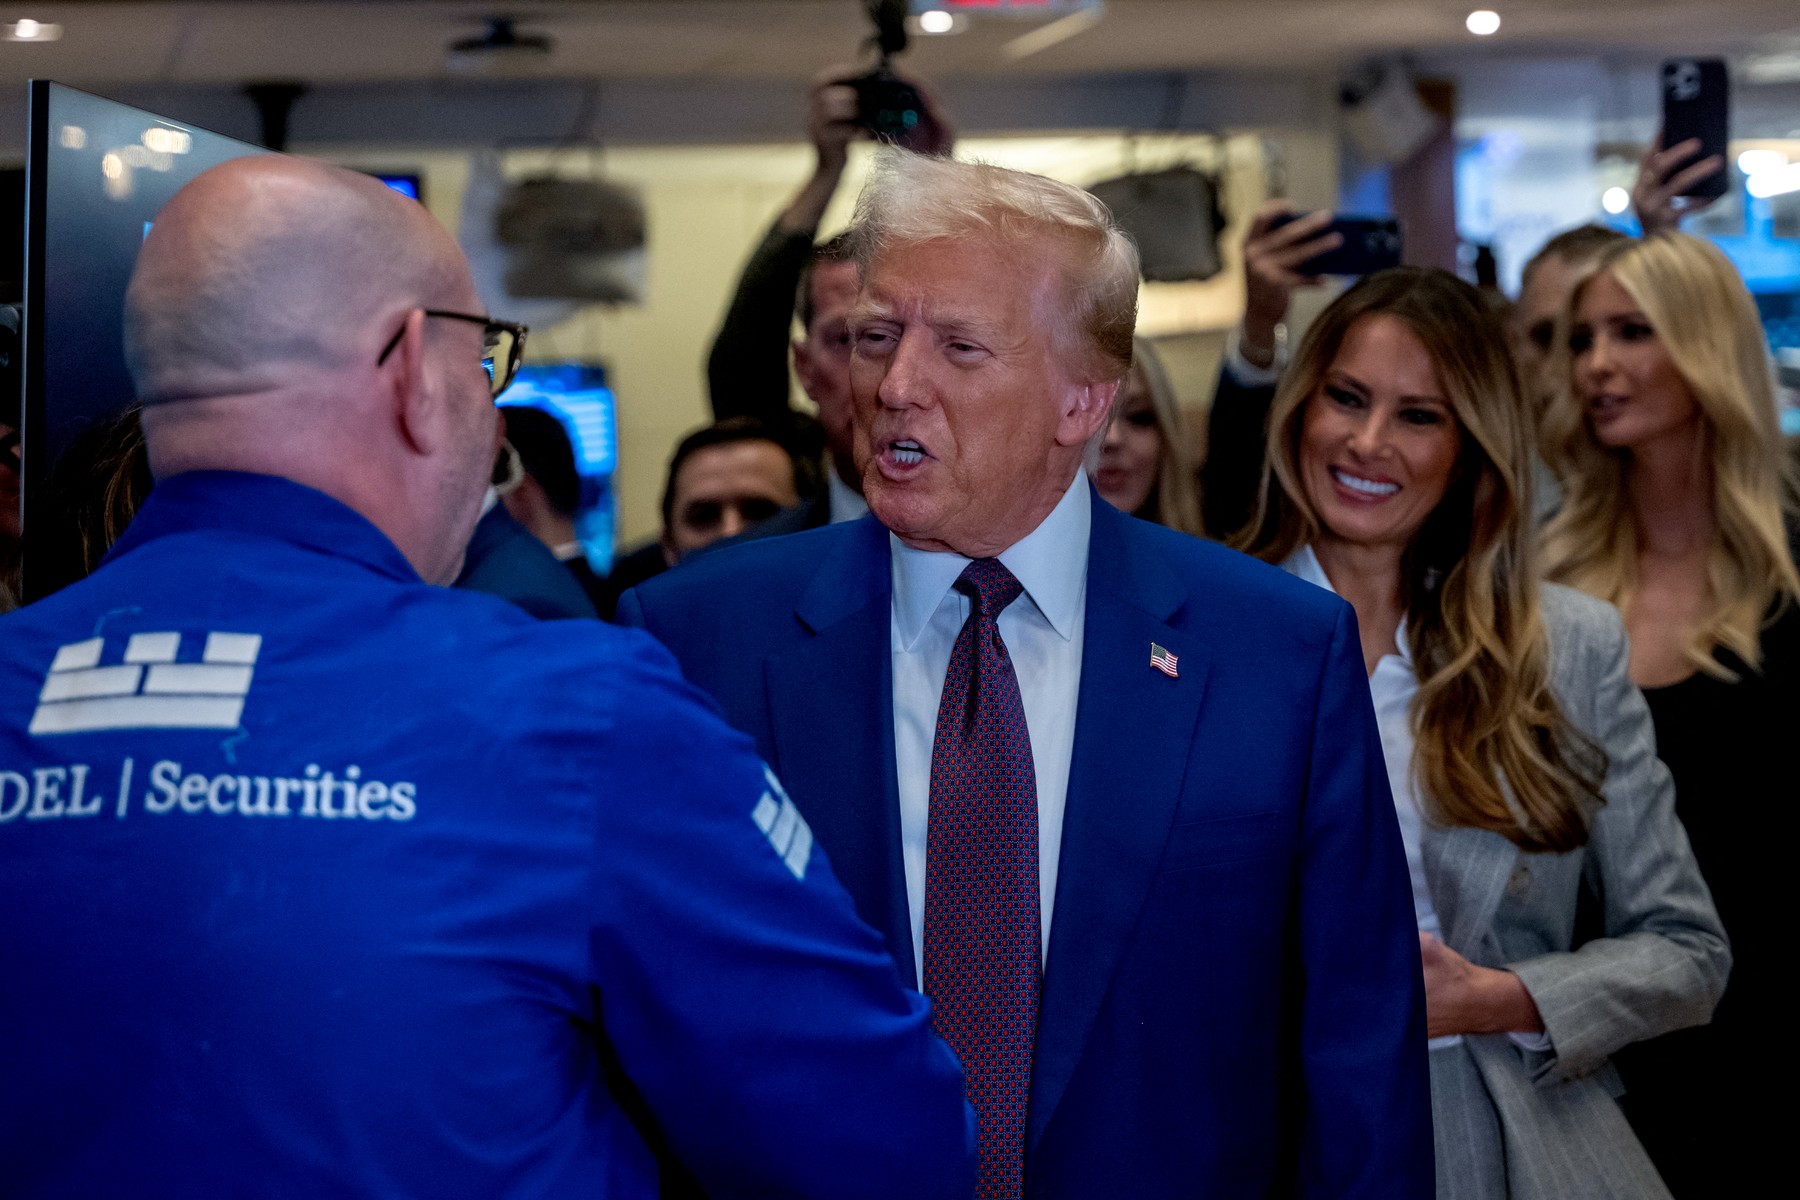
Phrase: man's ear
[
  {"left": 792, "top": 337, "right": 817, "bottom": 393},
  {"left": 1055, "top": 376, "right": 1121, "bottom": 448},
  {"left": 383, "top": 308, "right": 439, "bottom": 457}
]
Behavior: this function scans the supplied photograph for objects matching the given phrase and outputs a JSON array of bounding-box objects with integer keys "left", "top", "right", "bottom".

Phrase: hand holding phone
[
  {"left": 1659, "top": 58, "right": 1730, "bottom": 200},
  {"left": 1265, "top": 212, "right": 1403, "bottom": 278}
]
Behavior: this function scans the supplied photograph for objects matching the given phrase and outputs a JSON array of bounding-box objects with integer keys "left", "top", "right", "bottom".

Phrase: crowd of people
[{"left": 0, "top": 63, "right": 1795, "bottom": 1200}]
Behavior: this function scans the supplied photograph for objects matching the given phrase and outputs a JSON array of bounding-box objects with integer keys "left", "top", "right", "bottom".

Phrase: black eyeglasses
[{"left": 377, "top": 309, "right": 529, "bottom": 399}]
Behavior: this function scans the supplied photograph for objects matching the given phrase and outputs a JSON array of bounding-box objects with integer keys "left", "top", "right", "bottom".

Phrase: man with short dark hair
[
  {"left": 626, "top": 150, "right": 1432, "bottom": 1199},
  {"left": 596, "top": 417, "right": 803, "bottom": 618},
  {"left": 0, "top": 155, "right": 974, "bottom": 1199}
]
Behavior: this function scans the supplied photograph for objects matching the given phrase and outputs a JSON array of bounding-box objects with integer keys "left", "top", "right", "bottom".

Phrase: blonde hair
[
  {"left": 1541, "top": 233, "right": 1800, "bottom": 678},
  {"left": 1237, "top": 268, "right": 1604, "bottom": 852},
  {"left": 848, "top": 149, "right": 1139, "bottom": 381},
  {"left": 1128, "top": 337, "right": 1203, "bottom": 536}
]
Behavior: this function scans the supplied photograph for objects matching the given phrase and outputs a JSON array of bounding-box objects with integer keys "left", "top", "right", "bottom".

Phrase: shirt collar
[
  {"left": 1280, "top": 543, "right": 1411, "bottom": 665},
  {"left": 890, "top": 473, "right": 1091, "bottom": 651},
  {"left": 827, "top": 473, "right": 869, "bottom": 524},
  {"left": 104, "top": 470, "right": 422, "bottom": 584}
]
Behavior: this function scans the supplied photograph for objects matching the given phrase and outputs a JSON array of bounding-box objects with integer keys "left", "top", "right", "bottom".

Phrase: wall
[{"left": 5, "top": 69, "right": 1340, "bottom": 545}]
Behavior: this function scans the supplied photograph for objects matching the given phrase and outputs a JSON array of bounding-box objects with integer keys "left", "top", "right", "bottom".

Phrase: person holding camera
[{"left": 706, "top": 65, "right": 952, "bottom": 535}]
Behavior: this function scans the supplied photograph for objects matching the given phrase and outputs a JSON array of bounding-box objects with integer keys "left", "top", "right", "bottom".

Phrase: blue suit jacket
[{"left": 620, "top": 494, "right": 1432, "bottom": 1198}]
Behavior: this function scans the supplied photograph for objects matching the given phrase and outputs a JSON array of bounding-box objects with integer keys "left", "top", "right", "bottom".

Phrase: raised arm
[{"left": 1201, "top": 202, "right": 1339, "bottom": 540}]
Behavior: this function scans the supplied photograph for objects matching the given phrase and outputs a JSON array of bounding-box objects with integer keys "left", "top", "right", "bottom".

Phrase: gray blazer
[{"left": 1423, "top": 584, "right": 1729, "bottom": 1200}]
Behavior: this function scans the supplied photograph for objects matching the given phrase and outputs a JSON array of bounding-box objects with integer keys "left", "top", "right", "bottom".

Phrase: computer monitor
[
  {"left": 18, "top": 81, "right": 269, "bottom": 599},
  {"left": 499, "top": 364, "right": 619, "bottom": 574}
]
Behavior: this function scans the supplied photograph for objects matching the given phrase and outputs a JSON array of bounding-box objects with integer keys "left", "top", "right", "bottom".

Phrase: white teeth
[
  {"left": 890, "top": 441, "right": 924, "bottom": 466},
  {"left": 1332, "top": 469, "right": 1398, "bottom": 497}
]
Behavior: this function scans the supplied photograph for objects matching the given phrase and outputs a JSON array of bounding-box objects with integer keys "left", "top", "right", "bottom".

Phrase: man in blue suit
[{"left": 622, "top": 150, "right": 1432, "bottom": 1198}]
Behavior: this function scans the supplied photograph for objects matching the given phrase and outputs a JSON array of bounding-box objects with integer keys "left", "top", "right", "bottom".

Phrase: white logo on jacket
[{"left": 29, "top": 632, "right": 261, "bottom": 735}]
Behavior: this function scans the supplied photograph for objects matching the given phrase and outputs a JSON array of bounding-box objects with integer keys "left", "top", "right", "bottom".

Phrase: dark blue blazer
[{"left": 620, "top": 493, "right": 1432, "bottom": 1198}]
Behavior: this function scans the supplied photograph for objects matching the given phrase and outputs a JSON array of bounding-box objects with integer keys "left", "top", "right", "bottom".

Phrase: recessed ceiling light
[
  {"left": 918, "top": 10, "right": 957, "bottom": 35},
  {"left": 1466, "top": 10, "right": 1501, "bottom": 36},
  {"left": 1601, "top": 186, "right": 1630, "bottom": 215},
  {"left": 4, "top": 18, "right": 64, "bottom": 42}
]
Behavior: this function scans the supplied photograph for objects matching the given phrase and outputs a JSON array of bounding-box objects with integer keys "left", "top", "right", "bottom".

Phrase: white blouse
[{"left": 1282, "top": 546, "right": 1462, "bottom": 1048}]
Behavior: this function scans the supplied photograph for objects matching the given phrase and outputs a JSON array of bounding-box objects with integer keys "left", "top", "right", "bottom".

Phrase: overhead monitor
[{"left": 19, "top": 81, "right": 269, "bottom": 599}]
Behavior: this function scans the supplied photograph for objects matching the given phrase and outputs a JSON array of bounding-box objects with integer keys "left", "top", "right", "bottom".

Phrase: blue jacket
[
  {"left": 455, "top": 502, "right": 598, "bottom": 620},
  {"left": 621, "top": 493, "right": 1435, "bottom": 1199},
  {"left": 0, "top": 470, "right": 974, "bottom": 1200}
]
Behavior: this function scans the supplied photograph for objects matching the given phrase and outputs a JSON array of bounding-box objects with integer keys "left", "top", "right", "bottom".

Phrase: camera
[{"left": 850, "top": 0, "right": 926, "bottom": 143}]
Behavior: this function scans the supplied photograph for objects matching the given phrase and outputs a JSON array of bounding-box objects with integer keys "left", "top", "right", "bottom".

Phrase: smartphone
[
  {"left": 1660, "top": 58, "right": 1730, "bottom": 199},
  {"left": 1268, "top": 213, "right": 1403, "bottom": 277}
]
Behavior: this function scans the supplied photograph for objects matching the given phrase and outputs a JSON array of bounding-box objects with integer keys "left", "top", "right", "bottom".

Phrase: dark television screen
[{"left": 20, "top": 81, "right": 269, "bottom": 599}]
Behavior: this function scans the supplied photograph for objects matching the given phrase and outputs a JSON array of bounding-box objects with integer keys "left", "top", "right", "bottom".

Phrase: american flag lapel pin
[{"left": 1149, "top": 642, "right": 1179, "bottom": 679}]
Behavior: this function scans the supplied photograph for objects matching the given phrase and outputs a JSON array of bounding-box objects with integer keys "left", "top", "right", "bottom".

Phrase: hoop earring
[{"left": 493, "top": 439, "right": 526, "bottom": 494}]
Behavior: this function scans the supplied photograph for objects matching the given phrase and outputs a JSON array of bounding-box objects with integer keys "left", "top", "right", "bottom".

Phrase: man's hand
[
  {"left": 807, "top": 65, "right": 865, "bottom": 177},
  {"left": 1632, "top": 133, "right": 1725, "bottom": 237},
  {"left": 1240, "top": 201, "right": 1339, "bottom": 369},
  {"left": 779, "top": 66, "right": 956, "bottom": 237},
  {"left": 1419, "top": 933, "right": 1545, "bottom": 1040},
  {"left": 895, "top": 75, "right": 956, "bottom": 157}
]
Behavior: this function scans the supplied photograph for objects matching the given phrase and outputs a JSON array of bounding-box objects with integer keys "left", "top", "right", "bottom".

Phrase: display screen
[
  {"left": 20, "top": 82, "right": 269, "bottom": 597},
  {"left": 499, "top": 364, "right": 618, "bottom": 574}
]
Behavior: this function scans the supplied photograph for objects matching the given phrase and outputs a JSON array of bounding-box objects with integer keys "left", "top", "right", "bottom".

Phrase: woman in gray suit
[{"left": 1236, "top": 267, "right": 1728, "bottom": 1199}]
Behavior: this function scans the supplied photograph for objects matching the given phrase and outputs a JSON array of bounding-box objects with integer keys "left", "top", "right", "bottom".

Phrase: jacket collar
[{"left": 104, "top": 470, "right": 421, "bottom": 585}]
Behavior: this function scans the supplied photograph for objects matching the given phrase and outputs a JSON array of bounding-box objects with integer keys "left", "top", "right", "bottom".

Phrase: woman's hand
[
  {"left": 1419, "top": 933, "right": 1545, "bottom": 1039},
  {"left": 1632, "top": 134, "right": 1724, "bottom": 237},
  {"left": 1240, "top": 201, "right": 1339, "bottom": 368}
]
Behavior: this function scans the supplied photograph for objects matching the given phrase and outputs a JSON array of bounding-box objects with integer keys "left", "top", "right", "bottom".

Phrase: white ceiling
[{"left": 2, "top": 0, "right": 1798, "bottom": 89}]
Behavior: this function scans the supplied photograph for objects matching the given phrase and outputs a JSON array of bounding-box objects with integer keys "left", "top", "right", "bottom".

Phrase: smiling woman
[{"left": 1237, "top": 266, "right": 1728, "bottom": 1200}]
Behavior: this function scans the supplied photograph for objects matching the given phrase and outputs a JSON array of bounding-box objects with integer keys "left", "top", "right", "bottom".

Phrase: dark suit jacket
[
  {"left": 620, "top": 493, "right": 1433, "bottom": 1198},
  {"left": 453, "top": 505, "right": 596, "bottom": 620}
]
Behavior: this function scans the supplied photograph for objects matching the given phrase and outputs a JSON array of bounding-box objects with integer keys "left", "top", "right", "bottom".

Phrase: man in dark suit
[{"left": 623, "top": 150, "right": 1432, "bottom": 1198}]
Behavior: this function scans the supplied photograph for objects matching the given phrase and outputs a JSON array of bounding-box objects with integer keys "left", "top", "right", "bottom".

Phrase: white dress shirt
[
  {"left": 1284, "top": 545, "right": 1552, "bottom": 1053},
  {"left": 890, "top": 474, "right": 1090, "bottom": 983},
  {"left": 827, "top": 473, "right": 869, "bottom": 525}
]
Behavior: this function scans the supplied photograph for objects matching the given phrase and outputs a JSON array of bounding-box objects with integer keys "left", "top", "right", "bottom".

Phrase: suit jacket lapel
[
  {"left": 1028, "top": 501, "right": 1211, "bottom": 1150},
  {"left": 763, "top": 518, "right": 917, "bottom": 986},
  {"left": 1422, "top": 821, "right": 1519, "bottom": 959}
]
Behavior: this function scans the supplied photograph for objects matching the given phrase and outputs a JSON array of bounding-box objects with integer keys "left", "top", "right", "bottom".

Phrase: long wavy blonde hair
[
  {"left": 1127, "top": 337, "right": 1204, "bottom": 536},
  {"left": 1237, "top": 268, "right": 1604, "bottom": 852},
  {"left": 1540, "top": 233, "right": 1799, "bottom": 678}
]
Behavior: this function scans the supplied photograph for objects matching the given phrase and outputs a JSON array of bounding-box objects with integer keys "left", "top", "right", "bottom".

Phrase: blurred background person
[
  {"left": 595, "top": 416, "right": 804, "bottom": 617},
  {"left": 29, "top": 407, "right": 153, "bottom": 600},
  {"left": 1541, "top": 230, "right": 1800, "bottom": 1196},
  {"left": 454, "top": 441, "right": 599, "bottom": 621},
  {"left": 1239, "top": 266, "right": 1728, "bottom": 1200},
  {"left": 495, "top": 403, "right": 611, "bottom": 612},
  {"left": 1089, "top": 336, "right": 1202, "bottom": 535}
]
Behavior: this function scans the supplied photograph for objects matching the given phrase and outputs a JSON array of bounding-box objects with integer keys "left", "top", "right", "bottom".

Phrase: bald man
[{"left": 0, "top": 158, "right": 973, "bottom": 1199}]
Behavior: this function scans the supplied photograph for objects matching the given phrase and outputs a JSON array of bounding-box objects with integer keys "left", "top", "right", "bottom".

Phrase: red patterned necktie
[{"left": 923, "top": 557, "right": 1040, "bottom": 1200}]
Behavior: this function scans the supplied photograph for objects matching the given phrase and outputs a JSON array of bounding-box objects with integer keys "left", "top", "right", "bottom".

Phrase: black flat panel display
[{"left": 19, "top": 81, "right": 269, "bottom": 599}]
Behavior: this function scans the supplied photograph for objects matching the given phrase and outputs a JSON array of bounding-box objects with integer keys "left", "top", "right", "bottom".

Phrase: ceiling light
[
  {"left": 1466, "top": 10, "right": 1501, "bottom": 36},
  {"left": 1737, "top": 149, "right": 1787, "bottom": 176},
  {"left": 4, "top": 18, "right": 64, "bottom": 42},
  {"left": 1747, "top": 163, "right": 1800, "bottom": 200},
  {"left": 1601, "top": 187, "right": 1630, "bottom": 215},
  {"left": 918, "top": 10, "right": 957, "bottom": 35}
]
